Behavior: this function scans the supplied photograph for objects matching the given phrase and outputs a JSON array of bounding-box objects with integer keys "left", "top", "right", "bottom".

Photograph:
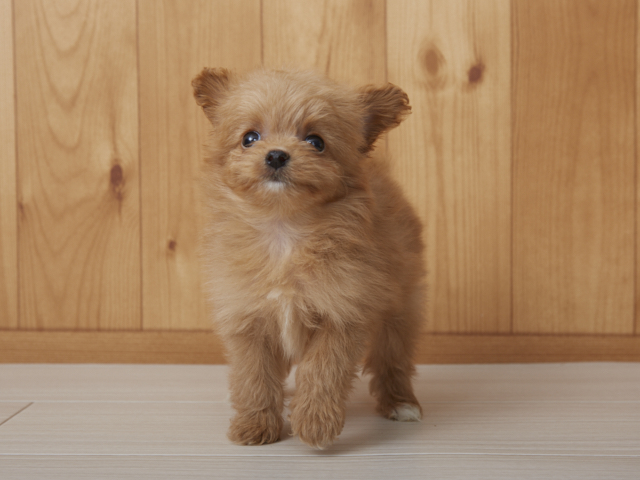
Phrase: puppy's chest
[
  {"left": 253, "top": 219, "right": 307, "bottom": 299},
  {"left": 260, "top": 220, "right": 299, "bottom": 260},
  {"left": 256, "top": 220, "right": 316, "bottom": 360}
]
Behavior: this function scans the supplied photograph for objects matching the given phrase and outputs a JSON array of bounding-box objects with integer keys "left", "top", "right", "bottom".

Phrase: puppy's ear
[
  {"left": 359, "top": 84, "right": 411, "bottom": 152},
  {"left": 192, "top": 68, "right": 233, "bottom": 121}
]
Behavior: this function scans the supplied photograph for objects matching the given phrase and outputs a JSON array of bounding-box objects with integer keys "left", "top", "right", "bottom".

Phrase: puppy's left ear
[
  {"left": 192, "top": 67, "right": 234, "bottom": 122},
  {"left": 359, "top": 84, "right": 411, "bottom": 153}
]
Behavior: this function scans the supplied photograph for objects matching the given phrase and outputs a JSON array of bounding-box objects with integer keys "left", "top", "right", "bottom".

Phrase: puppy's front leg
[
  {"left": 289, "top": 322, "right": 365, "bottom": 449},
  {"left": 225, "top": 331, "right": 288, "bottom": 445}
]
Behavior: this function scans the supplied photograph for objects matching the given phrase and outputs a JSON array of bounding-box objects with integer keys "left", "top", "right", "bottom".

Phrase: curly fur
[{"left": 193, "top": 68, "right": 425, "bottom": 449}]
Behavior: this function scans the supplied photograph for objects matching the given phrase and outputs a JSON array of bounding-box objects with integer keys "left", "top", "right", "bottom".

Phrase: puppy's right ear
[{"left": 192, "top": 68, "right": 233, "bottom": 122}]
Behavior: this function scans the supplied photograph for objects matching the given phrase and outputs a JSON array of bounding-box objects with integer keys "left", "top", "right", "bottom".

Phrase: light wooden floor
[{"left": 0, "top": 363, "right": 638, "bottom": 479}]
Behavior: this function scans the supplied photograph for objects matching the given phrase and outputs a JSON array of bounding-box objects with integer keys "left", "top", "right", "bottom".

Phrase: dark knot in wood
[
  {"left": 110, "top": 164, "right": 124, "bottom": 200},
  {"left": 468, "top": 63, "right": 485, "bottom": 84}
]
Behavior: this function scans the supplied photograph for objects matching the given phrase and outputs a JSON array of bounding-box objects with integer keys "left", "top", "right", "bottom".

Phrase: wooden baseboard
[
  {"left": 0, "top": 331, "right": 225, "bottom": 364},
  {"left": 415, "top": 334, "right": 640, "bottom": 363},
  {"left": 0, "top": 330, "right": 639, "bottom": 364}
]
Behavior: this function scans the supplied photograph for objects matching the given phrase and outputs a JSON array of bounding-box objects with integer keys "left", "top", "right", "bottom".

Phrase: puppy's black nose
[{"left": 265, "top": 150, "right": 290, "bottom": 170}]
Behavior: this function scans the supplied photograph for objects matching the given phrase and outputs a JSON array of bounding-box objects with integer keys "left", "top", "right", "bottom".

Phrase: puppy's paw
[
  {"left": 385, "top": 402, "right": 422, "bottom": 422},
  {"left": 228, "top": 409, "right": 283, "bottom": 446},
  {"left": 289, "top": 398, "right": 345, "bottom": 450}
]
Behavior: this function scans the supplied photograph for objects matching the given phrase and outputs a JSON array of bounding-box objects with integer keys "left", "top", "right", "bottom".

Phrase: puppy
[{"left": 192, "top": 68, "right": 425, "bottom": 449}]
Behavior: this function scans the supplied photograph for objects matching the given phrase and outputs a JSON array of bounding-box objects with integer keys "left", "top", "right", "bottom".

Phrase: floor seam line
[
  {"left": 0, "top": 402, "right": 33, "bottom": 428},
  {"left": 0, "top": 453, "right": 639, "bottom": 458}
]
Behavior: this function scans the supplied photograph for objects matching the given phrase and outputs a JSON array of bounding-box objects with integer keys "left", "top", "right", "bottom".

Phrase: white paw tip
[{"left": 390, "top": 403, "right": 422, "bottom": 422}]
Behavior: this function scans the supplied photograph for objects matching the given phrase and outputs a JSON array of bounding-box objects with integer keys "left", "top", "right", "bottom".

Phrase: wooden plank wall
[
  {"left": 0, "top": 0, "right": 17, "bottom": 330},
  {"left": 1, "top": 0, "right": 639, "bottom": 364}
]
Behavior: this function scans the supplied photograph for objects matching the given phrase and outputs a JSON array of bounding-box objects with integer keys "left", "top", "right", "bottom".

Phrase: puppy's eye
[
  {"left": 305, "top": 135, "right": 325, "bottom": 152},
  {"left": 242, "top": 131, "right": 261, "bottom": 148}
]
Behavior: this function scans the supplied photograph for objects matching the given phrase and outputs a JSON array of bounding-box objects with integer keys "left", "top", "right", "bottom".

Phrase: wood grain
[
  {"left": 1, "top": 331, "right": 639, "bottom": 364},
  {"left": 14, "top": 0, "right": 140, "bottom": 330},
  {"left": 0, "top": 364, "right": 230, "bottom": 402},
  {"left": 2, "top": 401, "right": 639, "bottom": 456},
  {"left": 637, "top": 1, "right": 640, "bottom": 337},
  {"left": 0, "top": 365, "right": 639, "bottom": 459},
  {"left": 387, "top": 0, "right": 512, "bottom": 333},
  {"left": 0, "top": 331, "right": 225, "bottom": 364},
  {"left": 262, "top": 0, "right": 386, "bottom": 85},
  {"left": 512, "top": 0, "right": 636, "bottom": 334},
  {"left": 0, "top": 0, "right": 18, "bottom": 329},
  {"left": 138, "top": 0, "right": 261, "bottom": 330},
  {"left": 1, "top": 0, "right": 638, "bottom": 360},
  {"left": 3, "top": 363, "right": 639, "bottom": 403},
  {"left": 1, "top": 455, "right": 637, "bottom": 480},
  {"left": 415, "top": 333, "right": 640, "bottom": 364},
  {"left": 1, "top": 364, "right": 639, "bottom": 478}
]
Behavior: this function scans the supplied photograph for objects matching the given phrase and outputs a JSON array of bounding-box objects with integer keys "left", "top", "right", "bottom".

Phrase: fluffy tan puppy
[{"left": 192, "top": 68, "right": 425, "bottom": 449}]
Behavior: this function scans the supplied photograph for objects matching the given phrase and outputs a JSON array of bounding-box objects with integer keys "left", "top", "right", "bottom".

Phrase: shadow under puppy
[{"left": 192, "top": 68, "right": 425, "bottom": 449}]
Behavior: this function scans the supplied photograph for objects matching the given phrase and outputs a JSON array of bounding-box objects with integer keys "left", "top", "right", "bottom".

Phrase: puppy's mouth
[
  {"left": 262, "top": 170, "right": 289, "bottom": 191},
  {"left": 264, "top": 178, "right": 287, "bottom": 192}
]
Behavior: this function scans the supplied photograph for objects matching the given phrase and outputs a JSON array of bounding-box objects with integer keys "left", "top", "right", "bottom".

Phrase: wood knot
[
  {"left": 168, "top": 240, "right": 177, "bottom": 252},
  {"left": 419, "top": 42, "right": 446, "bottom": 89},
  {"left": 110, "top": 164, "right": 123, "bottom": 187},
  {"left": 110, "top": 164, "right": 124, "bottom": 200},
  {"left": 467, "top": 63, "right": 485, "bottom": 84},
  {"left": 423, "top": 48, "right": 442, "bottom": 76}
]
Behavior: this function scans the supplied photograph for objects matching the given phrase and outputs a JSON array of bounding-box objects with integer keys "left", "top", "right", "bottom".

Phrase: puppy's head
[{"left": 192, "top": 68, "right": 410, "bottom": 211}]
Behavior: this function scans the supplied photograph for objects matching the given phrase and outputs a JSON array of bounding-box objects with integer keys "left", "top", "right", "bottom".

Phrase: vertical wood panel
[
  {"left": 15, "top": 0, "right": 140, "bottom": 330},
  {"left": 513, "top": 0, "right": 635, "bottom": 334},
  {"left": 1, "top": 0, "right": 637, "bottom": 362},
  {"left": 637, "top": 0, "right": 640, "bottom": 337},
  {"left": 0, "top": 0, "right": 18, "bottom": 329},
  {"left": 262, "top": 0, "right": 386, "bottom": 85},
  {"left": 387, "top": 0, "right": 512, "bottom": 333},
  {"left": 138, "top": 0, "right": 262, "bottom": 330}
]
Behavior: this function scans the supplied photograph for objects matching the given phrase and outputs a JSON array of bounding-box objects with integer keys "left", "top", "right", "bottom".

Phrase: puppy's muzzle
[{"left": 265, "top": 150, "right": 290, "bottom": 170}]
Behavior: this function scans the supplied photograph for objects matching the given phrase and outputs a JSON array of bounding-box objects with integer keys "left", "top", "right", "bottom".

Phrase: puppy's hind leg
[{"left": 364, "top": 300, "right": 422, "bottom": 422}]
